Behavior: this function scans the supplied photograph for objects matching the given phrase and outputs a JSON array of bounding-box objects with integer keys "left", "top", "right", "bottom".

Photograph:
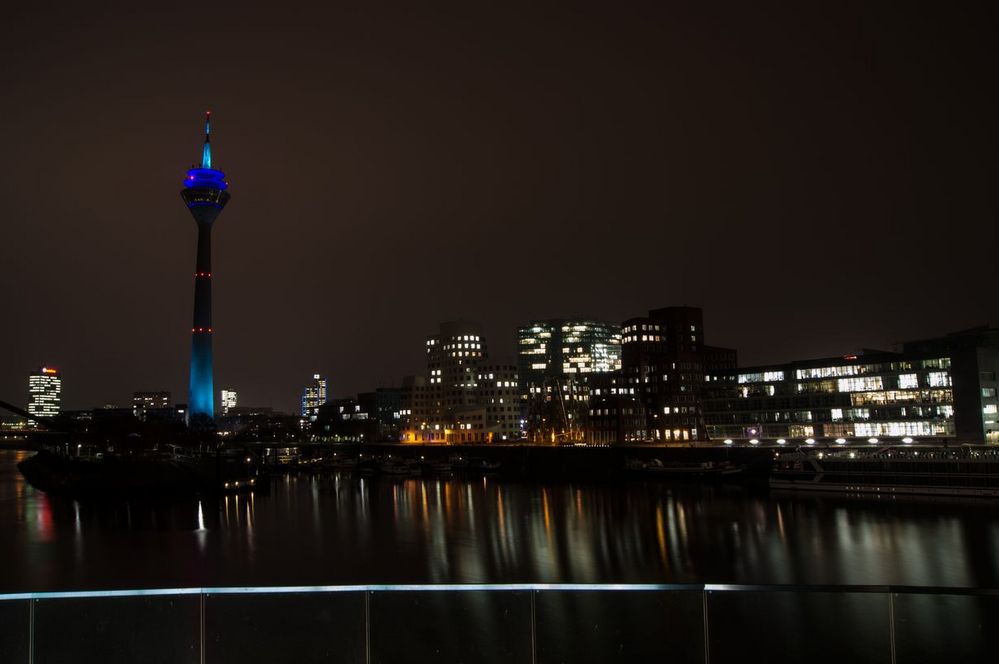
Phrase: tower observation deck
[{"left": 181, "top": 112, "right": 230, "bottom": 422}]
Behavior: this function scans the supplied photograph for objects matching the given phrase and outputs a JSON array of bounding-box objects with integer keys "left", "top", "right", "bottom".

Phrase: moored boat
[
  {"left": 17, "top": 447, "right": 267, "bottom": 497},
  {"left": 770, "top": 446, "right": 999, "bottom": 498},
  {"left": 625, "top": 458, "right": 744, "bottom": 480}
]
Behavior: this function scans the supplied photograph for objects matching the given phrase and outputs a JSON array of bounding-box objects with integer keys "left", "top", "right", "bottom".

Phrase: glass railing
[{"left": 1, "top": 583, "right": 996, "bottom": 662}]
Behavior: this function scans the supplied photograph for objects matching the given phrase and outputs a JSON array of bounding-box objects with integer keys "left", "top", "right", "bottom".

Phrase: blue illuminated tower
[{"left": 181, "top": 112, "right": 230, "bottom": 422}]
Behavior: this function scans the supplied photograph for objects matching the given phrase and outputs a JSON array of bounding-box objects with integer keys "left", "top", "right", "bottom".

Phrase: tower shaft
[
  {"left": 181, "top": 112, "right": 230, "bottom": 424},
  {"left": 189, "top": 222, "right": 214, "bottom": 419}
]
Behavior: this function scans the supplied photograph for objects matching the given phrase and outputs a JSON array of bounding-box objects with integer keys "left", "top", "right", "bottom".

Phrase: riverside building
[
  {"left": 517, "top": 319, "right": 622, "bottom": 442},
  {"left": 301, "top": 374, "right": 328, "bottom": 421},
  {"left": 132, "top": 391, "right": 171, "bottom": 420},
  {"left": 621, "top": 306, "right": 737, "bottom": 443},
  {"left": 401, "top": 322, "right": 526, "bottom": 443},
  {"left": 703, "top": 327, "right": 999, "bottom": 444},
  {"left": 27, "top": 367, "right": 61, "bottom": 423},
  {"left": 477, "top": 363, "right": 524, "bottom": 441},
  {"left": 220, "top": 389, "right": 237, "bottom": 416}
]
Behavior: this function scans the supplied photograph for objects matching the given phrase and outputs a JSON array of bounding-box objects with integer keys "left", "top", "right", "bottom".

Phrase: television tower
[{"left": 181, "top": 112, "right": 230, "bottom": 422}]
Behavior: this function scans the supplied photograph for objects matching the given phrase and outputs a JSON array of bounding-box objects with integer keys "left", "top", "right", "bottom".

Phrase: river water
[{"left": 1, "top": 449, "right": 997, "bottom": 592}]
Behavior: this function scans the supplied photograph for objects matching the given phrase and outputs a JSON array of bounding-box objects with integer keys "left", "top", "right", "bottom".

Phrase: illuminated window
[
  {"left": 927, "top": 372, "right": 951, "bottom": 387},
  {"left": 837, "top": 376, "right": 883, "bottom": 392}
]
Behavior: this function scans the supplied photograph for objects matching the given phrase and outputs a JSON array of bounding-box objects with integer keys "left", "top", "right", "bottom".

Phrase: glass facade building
[
  {"left": 28, "top": 367, "right": 62, "bottom": 424},
  {"left": 704, "top": 328, "right": 999, "bottom": 443},
  {"left": 220, "top": 389, "right": 237, "bottom": 416},
  {"left": 301, "top": 374, "right": 328, "bottom": 421},
  {"left": 518, "top": 319, "right": 621, "bottom": 443},
  {"left": 517, "top": 320, "right": 621, "bottom": 381}
]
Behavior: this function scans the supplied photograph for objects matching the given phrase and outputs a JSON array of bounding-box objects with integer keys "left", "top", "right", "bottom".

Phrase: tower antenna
[{"left": 201, "top": 111, "right": 212, "bottom": 170}]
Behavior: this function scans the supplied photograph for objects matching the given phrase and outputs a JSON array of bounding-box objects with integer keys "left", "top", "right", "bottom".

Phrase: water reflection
[{"left": 0, "top": 449, "right": 998, "bottom": 592}]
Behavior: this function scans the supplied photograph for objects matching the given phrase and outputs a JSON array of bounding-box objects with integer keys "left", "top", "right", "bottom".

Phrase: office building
[
  {"left": 621, "top": 306, "right": 737, "bottom": 443},
  {"left": 301, "top": 374, "right": 328, "bottom": 421},
  {"left": 27, "top": 367, "right": 61, "bottom": 423},
  {"left": 476, "top": 363, "right": 524, "bottom": 441},
  {"left": 413, "top": 321, "right": 488, "bottom": 439},
  {"left": 359, "top": 388, "right": 402, "bottom": 440},
  {"left": 586, "top": 373, "right": 645, "bottom": 444},
  {"left": 517, "top": 319, "right": 622, "bottom": 381},
  {"left": 399, "top": 375, "right": 430, "bottom": 432},
  {"left": 703, "top": 327, "right": 999, "bottom": 443},
  {"left": 402, "top": 322, "right": 531, "bottom": 443},
  {"left": 132, "top": 391, "right": 170, "bottom": 420},
  {"left": 220, "top": 389, "right": 238, "bottom": 416},
  {"left": 518, "top": 319, "right": 621, "bottom": 442},
  {"left": 182, "top": 112, "right": 231, "bottom": 422}
]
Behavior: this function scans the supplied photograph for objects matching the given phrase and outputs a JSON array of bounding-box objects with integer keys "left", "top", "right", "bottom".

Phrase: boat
[
  {"left": 377, "top": 456, "right": 421, "bottom": 477},
  {"left": 17, "top": 446, "right": 267, "bottom": 497},
  {"left": 625, "top": 458, "right": 744, "bottom": 479},
  {"left": 420, "top": 458, "right": 453, "bottom": 474},
  {"left": 451, "top": 456, "right": 502, "bottom": 474},
  {"left": 770, "top": 446, "right": 999, "bottom": 498}
]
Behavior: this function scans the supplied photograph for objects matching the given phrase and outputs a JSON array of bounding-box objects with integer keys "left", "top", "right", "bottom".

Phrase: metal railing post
[
  {"left": 200, "top": 593, "right": 205, "bottom": 664},
  {"left": 365, "top": 591, "right": 371, "bottom": 664},
  {"left": 888, "top": 592, "right": 897, "bottom": 664},
  {"left": 702, "top": 589, "right": 710, "bottom": 664},
  {"left": 28, "top": 599, "right": 35, "bottom": 664},
  {"left": 530, "top": 589, "right": 537, "bottom": 664}
]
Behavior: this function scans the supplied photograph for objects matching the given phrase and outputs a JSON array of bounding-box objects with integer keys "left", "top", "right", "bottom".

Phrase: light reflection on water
[{"left": 0, "top": 449, "right": 997, "bottom": 592}]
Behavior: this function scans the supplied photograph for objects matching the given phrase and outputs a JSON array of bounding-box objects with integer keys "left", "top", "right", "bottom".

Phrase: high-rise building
[
  {"left": 28, "top": 367, "right": 61, "bottom": 423},
  {"left": 301, "top": 374, "right": 328, "bottom": 421},
  {"left": 220, "top": 389, "right": 238, "bottom": 415},
  {"left": 518, "top": 319, "right": 621, "bottom": 443},
  {"left": 517, "top": 319, "right": 622, "bottom": 382},
  {"left": 426, "top": 320, "right": 488, "bottom": 421},
  {"left": 476, "top": 363, "right": 524, "bottom": 441},
  {"left": 132, "top": 391, "right": 171, "bottom": 420},
  {"left": 181, "top": 112, "right": 231, "bottom": 422},
  {"left": 621, "top": 306, "right": 737, "bottom": 443}
]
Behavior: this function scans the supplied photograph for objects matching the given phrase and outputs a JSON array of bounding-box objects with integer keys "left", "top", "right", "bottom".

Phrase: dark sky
[{"left": 2, "top": 2, "right": 996, "bottom": 412}]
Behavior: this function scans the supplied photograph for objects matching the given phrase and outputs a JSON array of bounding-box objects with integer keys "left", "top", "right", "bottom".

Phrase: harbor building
[
  {"left": 586, "top": 373, "right": 646, "bottom": 444},
  {"left": 181, "top": 112, "right": 231, "bottom": 422},
  {"left": 406, "top": 321, "right": 488, "bottom": 441},
  {"left": 703, "top": 327, "right": 999, "bottom": 444},
  {"left": 220, "top": 389, "right": 237, "bottom": 416},
  {"left": 400, "top": 323, "right": 526, "bottom": 443},
  {"left": 476, "top": 363, "right": 524, "bottom": 442},
  {"left": 301, "top": 374, "right": 328, "bottom": 421},
  {"left": 132, "top": 391, "right": 171, "bottom": 420},
  {"left": 517, "top": 319, "right": 622, "bottom": 382},
  {"left": 621, "top": 306, "right": 737, "bottom": 443},
  {"left": 27, "top": 367, "right": 62, "bottom": 424},
  {"left": 517, "top": 319, "right": 621, "bottom": 442},
  {"left": 399, "top": 375, "right": 430, "bottom": 435}
]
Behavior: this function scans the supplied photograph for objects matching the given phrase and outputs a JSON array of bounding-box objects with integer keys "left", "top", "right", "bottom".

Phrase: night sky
[{"left": 2, "top": 3, "right": 996, "bottom": 412}]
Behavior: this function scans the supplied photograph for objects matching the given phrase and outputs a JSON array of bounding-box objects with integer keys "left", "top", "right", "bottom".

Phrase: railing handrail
[{"left": 2, "top": 581, "right": 997, "bottom": 602}]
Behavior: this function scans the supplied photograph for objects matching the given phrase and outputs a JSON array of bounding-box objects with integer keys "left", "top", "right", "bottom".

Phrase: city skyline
[{"left": 1, "top": 4, "right": 996, "bottom": 412}]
